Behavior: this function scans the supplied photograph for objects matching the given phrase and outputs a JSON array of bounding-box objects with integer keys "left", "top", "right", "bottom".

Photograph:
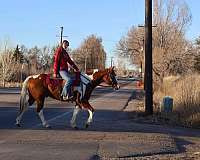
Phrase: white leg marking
[
  {"left": 38, "top": 110, "right": 50, "bottom": 128},
  {"left": 70, "top": 106, "right": 80, "bottom": 128},
  {"left": 86, "top": 109, "right": 93, "bottom": 125},
  {"left": 16, "top": 110, "right": 25, "bottom": 125}
]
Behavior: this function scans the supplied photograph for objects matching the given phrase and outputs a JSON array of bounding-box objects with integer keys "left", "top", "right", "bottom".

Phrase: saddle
[
  {"left": 72, "top": 71, "right": 81, "bottom": 86},
  {"left": 45, "top": 72, "right": 81, "bottom": 92}
]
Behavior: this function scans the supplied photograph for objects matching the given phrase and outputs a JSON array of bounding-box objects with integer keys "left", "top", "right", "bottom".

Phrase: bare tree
[
  {"left": 73, "top": 35, "right": 106, "bottom": 72},
  {"left": 0, "top": 38, "right": 18, "bottom": 86},
  {"left": 116, "top": 27, "right": 144, "bottom": 70},
  {"left": 153, "top": 0, "right": 192, "bottom": 83},
  {"left": 26, "top": 46, "right": 41, "bottom": 74},
  {"left": 0, "top": 50, "right": 17, "bottom": 86},
  {"left": 193, "top": 36, "right": 200, "bottom": 73},
  {"left": 116, "top": 0, "right": 192, "bottom": 85},
  {"left": 37, "top": 46, "right": 52, "bottom": 72}
]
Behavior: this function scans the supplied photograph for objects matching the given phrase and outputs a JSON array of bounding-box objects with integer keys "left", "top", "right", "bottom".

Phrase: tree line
[
  {"left": 1, "top": 0, "right": 200, "bottom": 88},
  {"left": 115, "top": 0, "right": 200, "bottom": 85},
  {"left": 0, "top": 35, "right": 106, "bottom": 86}
]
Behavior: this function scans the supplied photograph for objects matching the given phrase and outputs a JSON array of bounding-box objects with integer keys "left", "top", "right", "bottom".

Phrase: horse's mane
[{"left": 92, "top": 68, "right": 110, "bottom": 80}]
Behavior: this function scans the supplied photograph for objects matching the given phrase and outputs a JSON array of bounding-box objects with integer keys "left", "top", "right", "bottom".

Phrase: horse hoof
[
  {"left": 71, "top": 125, "right": 78, "bottom": 129},
  {"left": 16, "top": 123, "right": 21, "bottom": 127},
  {"left": 44, "top": 124, "right": 51, "bottom": 128},
  {"left": 74, "top": 126, "right": 79, "bottom": 130},
  {"left": 85, "top": 124, "right": 89, "bottom": 128},
  {"left": 71, "top": 122, "right": 77, "bottom": 129}
]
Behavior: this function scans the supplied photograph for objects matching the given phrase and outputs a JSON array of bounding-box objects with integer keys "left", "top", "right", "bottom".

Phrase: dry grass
[
  {"left": 154, "top": 74, "right": 200, "bottom": 128},
  {"left": 0, "top": 82, "right": 22, "bottom": 87}
]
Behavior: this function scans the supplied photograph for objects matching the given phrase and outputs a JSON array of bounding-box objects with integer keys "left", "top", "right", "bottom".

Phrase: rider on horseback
[{"left": 53, "top": 40, "right": 79, "bottom": 100}]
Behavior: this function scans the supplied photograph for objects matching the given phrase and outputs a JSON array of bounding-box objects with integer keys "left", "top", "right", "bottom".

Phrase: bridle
[{"left": 109, "top": 73, "right": 118, "bottom": 87}]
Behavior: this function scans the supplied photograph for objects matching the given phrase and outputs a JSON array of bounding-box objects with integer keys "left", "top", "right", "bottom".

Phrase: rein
[
  {"left": 49, "top": 72, "right": 113, "bottom": 87},
  {"left": 80, "top": 72, "right": 113, "bottom": 89},
  {"left": 80, "top": 72, "right": 91, "bottom": 80},
  {"left": 98, "top": 84, "right": 113, "bottom": 87},
  {"left": 80, "top": 73, "right": 91, "bottom": 85}
]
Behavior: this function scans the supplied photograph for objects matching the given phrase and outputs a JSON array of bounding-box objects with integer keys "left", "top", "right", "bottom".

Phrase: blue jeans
[{"left": 59, "top": 70, "right": 74, "bottom": 97}]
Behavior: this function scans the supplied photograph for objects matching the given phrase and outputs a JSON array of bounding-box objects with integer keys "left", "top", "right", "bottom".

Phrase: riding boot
[
  {"left": 63, "top": 86, "right": 73, "bottom": 101},
  {"left": 67, "top": 88, "right": 73, "bottom": 100}
]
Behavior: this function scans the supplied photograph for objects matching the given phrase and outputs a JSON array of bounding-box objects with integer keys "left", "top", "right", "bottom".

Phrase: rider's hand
[{"left": 53, "top": 74, "right": 58, "bottom": 78}]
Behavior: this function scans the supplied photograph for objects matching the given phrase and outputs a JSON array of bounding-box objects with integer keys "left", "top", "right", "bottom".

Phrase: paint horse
[{"left": 16, "top": 67, "right": 119, "bottom": 128}]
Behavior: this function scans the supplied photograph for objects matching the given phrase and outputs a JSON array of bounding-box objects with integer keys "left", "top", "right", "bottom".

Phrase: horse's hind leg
[
  {"left": 36, "top": 99, "right": 50, "bottom": 128},
  {"left": 16, "top": 109, "right": 26, "bottom": 127},
  {"left": 16, "top": 91, "right": 34, "bottom": 127}
]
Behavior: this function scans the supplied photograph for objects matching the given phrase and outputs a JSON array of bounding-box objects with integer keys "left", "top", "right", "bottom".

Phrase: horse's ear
[
  {"left": 107, "top": 66, "right": 115, "bottom": 73},
  {"left": 108, "top": 67, "right": 112, "bottom": 72},
  {"left": 109, "top": 66, "right": 115, "bottom": 71}
]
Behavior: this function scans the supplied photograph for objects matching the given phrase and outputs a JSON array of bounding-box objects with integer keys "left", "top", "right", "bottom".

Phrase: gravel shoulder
[{"left": 122, "top": 88, "right": 200, "bottom": 160}]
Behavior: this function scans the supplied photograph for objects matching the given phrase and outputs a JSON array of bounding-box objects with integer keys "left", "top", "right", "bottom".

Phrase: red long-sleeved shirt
[{"left": 54, "top": 47, "right": 79, "bottom": 74}]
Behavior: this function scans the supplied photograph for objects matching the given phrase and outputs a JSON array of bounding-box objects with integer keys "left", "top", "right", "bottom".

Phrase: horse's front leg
[
  {"left": 82, "top": 102, "right": 94, "bottom": 128},
  {"left": 70, "top": 105, "right": 80, "bottom": 128},
  {"left": 86, "top": 109, "right": 94, "bottom": 128},
  {"left": 37, "top": 99, "right": 50, "bottom": 128}
]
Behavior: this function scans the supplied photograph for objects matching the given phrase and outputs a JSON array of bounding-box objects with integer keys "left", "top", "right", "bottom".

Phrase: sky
[{"left": 0, "top": 0, "right": 199, "bottom": 66}]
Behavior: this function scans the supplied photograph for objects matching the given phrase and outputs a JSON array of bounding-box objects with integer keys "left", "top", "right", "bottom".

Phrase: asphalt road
[
  {"left": 0, "top": 81, "right": 134, "bottom": 129},
  {"left": 0, "top": 80, "right": 199, "bottom": 160},
  {"left": 0, "top": 87, "right": 129, "bottom": 130}
]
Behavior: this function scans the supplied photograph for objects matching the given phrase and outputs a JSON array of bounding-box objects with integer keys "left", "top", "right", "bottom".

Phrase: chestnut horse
[{"left": 16, "top": 67, "right": 119, "bottom": 128}]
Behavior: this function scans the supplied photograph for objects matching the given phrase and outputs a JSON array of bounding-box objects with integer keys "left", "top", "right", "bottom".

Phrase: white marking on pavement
[
  {"left": 34, "top": 109, "right": 73, "bottom": 127},
  {"left": 33, "top": 92, "right": 115, "bottom": 128}
]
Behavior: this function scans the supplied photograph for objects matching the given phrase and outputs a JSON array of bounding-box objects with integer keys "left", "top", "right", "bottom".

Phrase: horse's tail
[{"left": 19, "top": 76, "right": 32, "bottom": 113}]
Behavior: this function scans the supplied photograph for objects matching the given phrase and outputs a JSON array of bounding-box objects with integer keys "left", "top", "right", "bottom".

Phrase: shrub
[{"left": 154, "top": 74, "right": 200, "bottom": 128}]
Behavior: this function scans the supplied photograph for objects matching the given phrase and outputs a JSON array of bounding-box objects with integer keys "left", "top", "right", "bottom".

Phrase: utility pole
[
  {"left": 20, "top": 63, "right": 24, "bottom": 87},
  {"left": 56, "top": 26, "right": 68, "bottom": 45},
  {"left": 111, "top": 57, "right": 114, "bottom": 67},
  {"left": 60, "top": 26, "right": 63, "bottom": 45},
  {"left": 145, "top": 0, "right": 153, "bottom": 115},
  {"left": 138, "top": 25, "right": 156, "bottom": 90},
  {"left": 140, "top": 61, "right": 143, "bottom": 79},
  {"left": 85, "top": 55, "right": 87, "bottom": 73}
]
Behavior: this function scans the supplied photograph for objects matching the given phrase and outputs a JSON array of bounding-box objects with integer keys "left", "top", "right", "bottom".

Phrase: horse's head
[{"left": 103, "top": 67, "right": 120, "bottom": 90}]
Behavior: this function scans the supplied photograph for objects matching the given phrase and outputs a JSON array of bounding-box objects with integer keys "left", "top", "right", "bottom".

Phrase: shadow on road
[
  {"left": 1, "top": 106, "right": 199, "bottom": 156},
  {"left": 0, "top": 106, "right": 199, "bottom": 138}
]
